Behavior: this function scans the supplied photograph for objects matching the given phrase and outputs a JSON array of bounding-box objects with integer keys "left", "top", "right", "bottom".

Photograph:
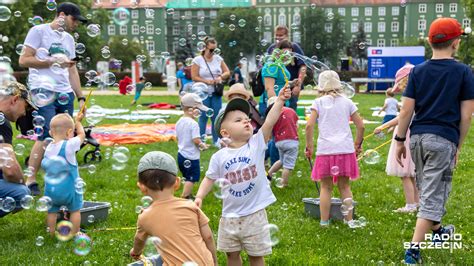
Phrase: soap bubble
[
  {"left": 154, "top": 118, "right": 166, "bottom": 124},
  {"left": 166, "top": 8, "right": 174, "bottom": 15},
  {"left": 358, "top": 216, "right": 367, "bottom": 227},
  {"left": 73, "top": 234, "right": 92, "bottom": 256},
  {"left": 205, "top": 109, "right": 214, "bottom": 118},
  {"left": 330, "top": 166, "right": 340, "bottom": 176},
  {"left": 141, "top": 196, "right": 153, "bottom": 208},
  {"left": 29, "top": 81, "right": 57, "bottom": 107},
  {"left": 297, "top": 171, "right": 302, "bottom": 178},
  {"left": 183, "top": 82, "right": 208, "bottom": 101},
  {"left": 31, "top": 15, "right": 43, "bottom": 25},
  {"left": 20, "top": 195, "right": 35, "bottom": 209},
  {"left": 358, "top": 42, "right": 366, "bottom": 50},
  {"left": 343, "top": 198, "right": 354, "bottom": 211},
  {"left": 238, "top": 19, "right": 246, "bottom": 27},
  {"left": 183, "top": 160, "right": 191, "bottom": 168},
  {"left": 14, "top": 143, "right": 25, "bottom": 156},
  {"left": 75, "top": 178, "right": 86, "bottom": 194},
  {"left": 101, "top": 49, "right": 111, "bottom": 59},
  {"left": 1, "top": 196, "right": 15, "bottom": 212},
  {"left": 228, "top": 24, "right": 236, "bottom": 31},
  {"left": 315, "top": 43, "right": 322, "bottom": 49},
  {"left": 229, "top": 14, "right": 236, "bottom": 20},
  {"left": 213, "top": 48, "right": 221, "bottom": 56},
  {"left": 87, "top": 164, "right": 96, "bottom": 174},
  {"left": 57, "top": 92, "right": 69, "bottom": 105},
  {"left": 363, "top": 149, "right": 381, "bottom": 164},
  {"left": 375, "top": 131, "right": 386, "bottom": 140},
  {"left": 15, "top": 44, "right": 25, "bottom": 56},
  {"left": 197, "top": 41, "right": 206, "bottom": 52},
  {"left": 260, "top": 39, "right": 268, "bottom": 47},
  {"left": 219, "top": 22, "right": 225, "bottom": 28},
  {"left": 46, "top": 0, "right": 57, "bottom": 11},
  {"left": 103, "top": 72, "right": 116, "bottom": 85},
  {"left": 86, "top": 24, "right": 101, "bottom": 37},
  {"left": 0, "top": 6, "right": 11, "bottom": 22},
  {"left": 43, "top": 156, "right": 69, "bottom": 185},
  {"left": 14, "top": 11, "right": 21, "bottom": 17},
  {"left": 155, "top": 28, "right": 162, "bottom": 35},
  {"left": 197, "top": 31, "right": 207, "bottom": 40},
  {"left": 185, "top": 57, "right": 193, "bottom": 66},
  {"left": 86, "top": 105, "right": 106, "bottom": 125},
  {"left": 275, "top": 178, "right": 285, "bottom": 188},
  {"left": 36, "top": 196, "right": 53, "bottom": 212},
  {"left": 144, "top": 236, "right": 162, "bottom": 257},
  {"left": 263, "top": 224, "right": 280, "bottom": 246},
  {"left": 213, "top": 178, "right": 231, "bottom": 199},
  {"left": 87, "top": 215, "right": 95, "bottom": 223},
  {"left": 341, "top": 82, "right": 355, "bottom": 98},
  {"left": 36, "top": 236, "right": 45, "bottom": 246},
  {"left": 341, "top": 204, "right": 349, "bottom": 216},
  {"left": 112, "top": 7, "right": 130, "bottom": 26},
  {"left": 327, "top": 12, "right": 334, "bottom": 20},
  {"left": 32, "top": 115, "right": 46, "bottom": 127},
  {"left": 56, "top": 220, "right": 74, "bottom": 241}
]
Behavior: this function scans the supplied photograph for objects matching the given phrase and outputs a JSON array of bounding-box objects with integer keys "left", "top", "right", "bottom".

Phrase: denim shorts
[
  {"left": 37, "top": 92, "right": 75, "bottom": 141},
  {"left": 177, "top": 153, "right": 200, "bottom": 183}
]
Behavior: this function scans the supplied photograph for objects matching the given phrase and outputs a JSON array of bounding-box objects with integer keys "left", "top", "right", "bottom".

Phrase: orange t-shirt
[{"left": 135, "top": 198, "right": 213, "bottom": 265}]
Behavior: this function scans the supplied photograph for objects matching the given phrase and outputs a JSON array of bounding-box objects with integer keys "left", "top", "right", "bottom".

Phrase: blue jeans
[
  {"left": 0, "top": 179, "right": 31, "bottom": 218},
  {"left": 288, "top": 94, "right": 298, "bottom": 111},
  {"left": 134, "top": 88, "right": 143, "bottom": 101},
  {"left": 199, "top": 94, "right": 222, "bottom": 143},
  {"left": 37, "top": 92, "right": 75, "bottom": 141}
]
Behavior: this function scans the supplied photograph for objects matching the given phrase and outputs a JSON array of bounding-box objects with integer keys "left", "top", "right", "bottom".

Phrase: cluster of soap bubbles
[
  {"left": 1, "top": 195, "right": 52, "bottom": 214},
  {"left": 111, "top": 146, "right": 130, "bottom": 171},
  {"left": 85, "top": 105, "right": 106, "bottom": 125}
]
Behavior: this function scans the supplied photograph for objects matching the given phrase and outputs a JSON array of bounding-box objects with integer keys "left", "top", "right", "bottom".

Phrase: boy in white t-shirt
[
  {"left": 176, "top": 93, "right": 210, "bottom": 199},
  {"left": 378, "top": 88, "right": 399, "bottom": 124},
  {"left": 195, "top": 86, "right": 291, "bottom": 265}
]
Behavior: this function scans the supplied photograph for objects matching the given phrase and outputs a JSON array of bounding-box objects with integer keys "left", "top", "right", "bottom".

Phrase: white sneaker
[{"left": 344, "top": 219, "right": 360, "bottom": 229}]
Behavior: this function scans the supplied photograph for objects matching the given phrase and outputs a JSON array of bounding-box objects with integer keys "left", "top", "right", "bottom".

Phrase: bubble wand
[
  {"left": 357, "top": 139, "right": 392, "bottom": 161},
  {"left": 79, "top": 89, "right": 93, "bottom": 115},
  {"left": 363, "top": 124, "right": 392, "bottom": 140}
]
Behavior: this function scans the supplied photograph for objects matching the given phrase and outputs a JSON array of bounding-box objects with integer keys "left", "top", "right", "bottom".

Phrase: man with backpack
[{"left": 177, "top": 62, "right": 193, "bottom": 92}]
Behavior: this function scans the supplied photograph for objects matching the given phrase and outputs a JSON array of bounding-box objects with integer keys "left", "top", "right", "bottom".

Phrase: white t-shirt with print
[
  {"left": 176, "top": 117, "right": 201, "bottom": 160},
  {"left": 311, "top": 95, "right": 358, "bottom": 155},
  {"left": 384, "top": 98, "right": 398, "bottom": 116},
  {"left": 206, "top": 130, "right": 276, "bottom": 218},
  {"left": 192, "top": 55, "right": 223, "bottom": 94},
  {"left": 44, "top": 136, "right": 82, "bottom": 165},
  {"left": 24, "top": 24, "right": 76, "bottom": 93}
]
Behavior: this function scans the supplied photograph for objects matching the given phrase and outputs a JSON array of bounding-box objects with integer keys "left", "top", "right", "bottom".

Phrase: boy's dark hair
[
  {"left": 430, "top": 37, "right": 459, "bottom": 50},
  {"left": 139, "top": 77, "right": 145, "bottom": 81},
  {"left": 138, "top": 169, "right": 176, "bottom": 191},
  {"left": 276, "top": 39, "right": 292, "bottom": 50}
]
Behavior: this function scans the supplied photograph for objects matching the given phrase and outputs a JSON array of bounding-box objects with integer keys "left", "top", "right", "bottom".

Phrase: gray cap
[{"left": 137, "top": 151, "right": 178, "bottom": 176}]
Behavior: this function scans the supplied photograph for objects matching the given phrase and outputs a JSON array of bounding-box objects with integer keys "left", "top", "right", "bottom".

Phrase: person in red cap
[{"left": 395, "top": 17, "right": 474, "bottom": 264}]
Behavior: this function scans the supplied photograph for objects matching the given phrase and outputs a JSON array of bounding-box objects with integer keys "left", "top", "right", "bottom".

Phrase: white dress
[{"left": 385, "top": 126, "right": 415, "bottom": 177}]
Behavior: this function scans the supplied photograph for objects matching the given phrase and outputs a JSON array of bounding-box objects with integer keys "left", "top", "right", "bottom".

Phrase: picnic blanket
[{"left": 91, "top": 123, "right": 177, "bottom": 146}]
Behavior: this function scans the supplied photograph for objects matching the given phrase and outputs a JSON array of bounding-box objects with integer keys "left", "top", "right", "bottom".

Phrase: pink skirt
[
  {"left": 386, "top": 126, "right": 415, "bottom": 177},
  {"left": 311, "top": 153, "right": 360, "bottom": 183}
]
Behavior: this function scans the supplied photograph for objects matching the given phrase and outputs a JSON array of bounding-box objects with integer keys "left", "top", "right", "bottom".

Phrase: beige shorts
[{"left": 217, "top": 209, "right": 272, "bottom": 257}]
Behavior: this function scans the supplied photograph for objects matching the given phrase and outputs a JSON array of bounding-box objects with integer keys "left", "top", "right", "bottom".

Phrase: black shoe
[
  {"left": 184, "top": 195, "right": 195, "bottom": 201},
  {"left": 28, "top": 182, "right": 41, "bottom": 196}
]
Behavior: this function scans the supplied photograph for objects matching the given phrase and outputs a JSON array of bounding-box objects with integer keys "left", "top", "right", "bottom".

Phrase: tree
[
  {"left": 299, "top": 8, "right": 347, "bottom": 68},
  {"left": 460, "top": 0, "right": 473, "bottom": 66},
  {"left": 347, "top": 21, "right": 367, "bottom": 70},
  {"left": 212, "top": 8, "right": 261, "bottom": 68},
  {"left": 108, "top": 36, "right": 150, "bottom": 69}
]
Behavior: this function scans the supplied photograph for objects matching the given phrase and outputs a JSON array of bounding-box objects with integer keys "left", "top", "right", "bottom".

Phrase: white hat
[
  {"left": 180, "top": 93, "right": 209, "bottom": 111},
  {"left": 318, "top": 70, "right": 342, "bottom": 92}
]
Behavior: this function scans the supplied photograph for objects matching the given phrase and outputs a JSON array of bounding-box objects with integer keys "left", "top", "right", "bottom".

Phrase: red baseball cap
[{"left": 428, "top": 18, "right": 464, "bottom": 43}]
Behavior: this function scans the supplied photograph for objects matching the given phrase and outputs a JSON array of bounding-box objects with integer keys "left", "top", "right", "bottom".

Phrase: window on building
[
  {"left": 197, "top": 10, "right": 205, "bottom": 18},
  {"left": 325, "top": 23, "right": 333, "bottom": 33},
  {"left": 390, "top": 39, "right": 399, "bottom": 47},
  {"left": 131, "top": 10, "right": 139, "bottom": 19},
  {"left": 185, "top": 11, "right": 192, "bottom": 19},
  {"left": 146, "top": 24, "right": 154, "bottom": 35},
  {"left": 418, "top": 19, "right": 426, "bottom": 31},
  {"left": 172, "top": 26, "right": 179, "bottom": 35},
  {"left": 197, "top": 25, "right": 205, "bottom": 33},
  {"left": 108, "top": 24, "right": 115, "bottom": 35},
  {"left": 391, "top": 21, "right": 399, "bottom": 32},
  {"left": 210, "top": 10, "right": 217, "bottom": 18},
  {"left": 419, "top": 4, "right": 427, "bottom": 13},
  {"left": 278, "top": 13, "right": 286, "bottom": 26},
  {"left": 378, "top": 22, "right": 385, "bottom": 32},
  {"left": 366, "top": 39, "right": 372, "bottom": 46},
  {"left": 377, "top": 39, "right": 385, "bottom": 47},
  {"left": 264, "top": 14, "right": 272, "bottom": 26},
  {"left": 436, "top": 4, "right": 443, "bottom": 13},
  {"left": 264, "top": 31, "right": 272, "bottom": 42},
  {"left": 119, "top": 25, "right": 127, "bottom": 35},
  {"left": 293, "top": 31, "right": 301, "bottom": 43},
  {"left": 172, "top": 10, "right": 179, "bottom": 20},
  {"left": 378, "top": 7, "right": 386, "bottom": 16},
  {"left": 364, "top": 22, "right": 372, "bottom": 33},
  {"left": 365, "top": 7, "right": 372, "bottom": 16},
  {"left": 351, "top": 22, "right": 358, "bottom": 33},
  {"left": 338, "top": 8, "right": 345, "bottom": 16},
  {"left": 449, "top": 3, "right": 457, "bottom": 13},
  {"left": 293, "top": 13, "right": 301, "bottom": 25},
  {"left": 146, "top": 40, "right": 155, "bottom": 52},
  {"left": 392, "top": 6, "right": 400, "bottom": 16},
  {"left": 351, "top": 7, "right": 359, "bottom": 17},
  {"left": 462, "top": 18, "right": 471, "bottom": 28},
  {"left": 132, "top": 24, "right": 139, "bottom": 35}
]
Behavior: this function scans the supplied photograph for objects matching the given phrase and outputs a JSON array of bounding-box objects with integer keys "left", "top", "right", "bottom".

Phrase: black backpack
[{"left": 250, "top": 68, "right": 265, "bottom": 97}]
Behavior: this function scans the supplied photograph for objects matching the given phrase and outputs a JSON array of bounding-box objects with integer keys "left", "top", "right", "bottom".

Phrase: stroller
[{"left": 16, "top": 113, "right": 102, "bottom": 166}]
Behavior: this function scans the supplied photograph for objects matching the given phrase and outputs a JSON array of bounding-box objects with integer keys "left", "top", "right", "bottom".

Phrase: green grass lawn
[{"left": 1, "top": 93, "right": 473, "bottom": 265}]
